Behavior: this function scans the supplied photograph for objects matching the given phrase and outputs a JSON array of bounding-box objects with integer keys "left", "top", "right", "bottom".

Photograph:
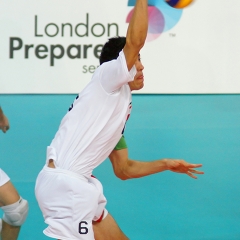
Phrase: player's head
[{"left": 99, "top": 37, "right": 126, "bottom": 65}]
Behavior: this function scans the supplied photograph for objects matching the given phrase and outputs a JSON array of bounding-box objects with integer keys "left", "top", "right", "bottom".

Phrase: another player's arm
[
  {"left": 109, "top": 142, "right": 204, "bottom": 180},
  {"left": 0, "top": 107, "right": 10, "bottom": 133},
  {"left": 123, "top": 0, "right": 148, "bottom": 70}
]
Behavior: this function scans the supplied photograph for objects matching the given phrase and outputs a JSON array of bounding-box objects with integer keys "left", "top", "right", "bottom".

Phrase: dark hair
[{"left": 99, "top": 37, "right": 126, "bottom": 65}]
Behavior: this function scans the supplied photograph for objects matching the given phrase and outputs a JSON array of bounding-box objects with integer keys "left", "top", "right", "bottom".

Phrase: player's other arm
[
  {"left": 123, "top": 0, "right": 148, "bottom": 71},
  {"left": 0, "top": 107, "right": 10, "bottom": 133},
  {"left": 109, "top": 148, "right": 204, "bottom": 180}
]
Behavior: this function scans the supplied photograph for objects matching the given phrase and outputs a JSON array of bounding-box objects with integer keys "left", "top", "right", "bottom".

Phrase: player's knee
[{"left": 1, "top": 197, "right": 29, "bottom": 226}]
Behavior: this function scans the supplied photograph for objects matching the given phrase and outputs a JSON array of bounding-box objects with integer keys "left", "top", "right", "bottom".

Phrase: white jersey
[{"left": 47, "top": 51, "right": 136, "bottom": 177}]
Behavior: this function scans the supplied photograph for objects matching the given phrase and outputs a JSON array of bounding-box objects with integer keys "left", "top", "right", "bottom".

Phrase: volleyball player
[
  {"left": 35, "top": 0, "right": 203, "bottom": 239},
  {"left": 0, "top": 107, "right": 28, "bottom": 240}
]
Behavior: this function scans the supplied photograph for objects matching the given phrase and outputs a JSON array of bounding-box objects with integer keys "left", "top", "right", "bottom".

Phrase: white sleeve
[{"left": 99, "top": 50, "right": 136, "bottom": 93}]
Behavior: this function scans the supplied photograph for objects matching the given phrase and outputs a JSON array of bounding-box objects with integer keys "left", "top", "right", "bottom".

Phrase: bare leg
[
  {"left": 1, "top": 221, "right": 20, "bottom": 240},
  {"left": 93, "top": 213, "right": 129, "bottom": 240},
  {"left": 0, "top": 181, "right": 21, "bottom": 240}
]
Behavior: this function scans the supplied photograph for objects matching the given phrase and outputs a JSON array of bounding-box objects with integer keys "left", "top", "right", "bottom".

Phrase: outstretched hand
[
  {"left": 0, "top": 114, "right": 10, "bottom": 133},
  {"left": 166, "top": 159, "right": 204, "bottom": 179}
]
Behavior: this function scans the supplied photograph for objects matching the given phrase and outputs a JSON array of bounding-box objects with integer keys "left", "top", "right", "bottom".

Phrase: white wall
[{"left": 1, "top": 0, "right": 240, "bottom": 93}]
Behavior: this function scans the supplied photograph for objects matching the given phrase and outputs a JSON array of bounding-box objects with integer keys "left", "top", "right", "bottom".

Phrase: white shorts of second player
[
  {"left": 35, "top": 165, "right": 107, "bottom": 240},
  {"left": 0, "top": 168, "right": 10, "bottom": 187}
]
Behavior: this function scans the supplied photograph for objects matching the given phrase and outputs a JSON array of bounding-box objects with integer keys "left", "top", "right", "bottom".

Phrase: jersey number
[{"left": 79, "top": 221, "right": 88, "bottom": 234}]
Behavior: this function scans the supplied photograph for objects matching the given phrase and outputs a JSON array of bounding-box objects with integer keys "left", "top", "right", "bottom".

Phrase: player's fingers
[
  {"left": 186, "top": 171, "right": 197, "bottom": 179},
  {"left": 187, "top": 164, "right": 203, "bottom": 168},
  {"left": 2, "top": 126, "right": 9, "bottom": 133},
  {"left": 189, "top": 169, "right": 204, "bottom": 174}
]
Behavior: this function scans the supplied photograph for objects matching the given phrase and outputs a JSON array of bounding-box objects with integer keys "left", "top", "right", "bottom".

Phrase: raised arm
[
  {"left": 123, "top": 0, "right": 148, "bottom": 70},
  {"left": 0, "top": 107, "right": 10, "bottom": 133},
  {"left": 109, "top": 148, "right": 204, "bottom": 180}
]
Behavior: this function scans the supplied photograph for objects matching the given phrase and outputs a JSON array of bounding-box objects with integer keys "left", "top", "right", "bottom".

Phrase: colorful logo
[{"left": 126, "top": 0, "right": 183, "bottom": 41}]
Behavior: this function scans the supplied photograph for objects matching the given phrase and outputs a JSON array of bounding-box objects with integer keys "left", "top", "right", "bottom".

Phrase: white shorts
[
  {"left": 0, "top": 168, "right": 10, "bottom": 187},
  {"left": 35, "top": 166, "right": 107, "bottom": 240}
]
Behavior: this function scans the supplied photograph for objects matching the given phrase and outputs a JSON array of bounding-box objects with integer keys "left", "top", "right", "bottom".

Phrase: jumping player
[
  {"left": 35, "top": 0, "right": 204, "bottom": 239},
  {"left": 0, "top": 106, "right": 29, "bottom": 240}
]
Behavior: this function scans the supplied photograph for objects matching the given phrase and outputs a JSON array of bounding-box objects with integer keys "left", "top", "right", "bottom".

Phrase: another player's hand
[
  {"left": 166, "top": 159, "right": 204, "bottom": 179},
  {"left": 0, "top": 114, "right": 10, "bottom": 133}
]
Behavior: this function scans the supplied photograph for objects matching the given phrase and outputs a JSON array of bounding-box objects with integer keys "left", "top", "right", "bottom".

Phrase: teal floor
[{"left": 0, "top": 94, "right": 240, "bottom": 240}]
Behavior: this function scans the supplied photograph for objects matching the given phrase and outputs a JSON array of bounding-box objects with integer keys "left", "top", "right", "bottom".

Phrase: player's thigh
[
  {"left": 0, "top": 181, "right": 20, "bottom": 207},
  {"left": 93, "top": 213, "right": 129, "bottom": 240}
]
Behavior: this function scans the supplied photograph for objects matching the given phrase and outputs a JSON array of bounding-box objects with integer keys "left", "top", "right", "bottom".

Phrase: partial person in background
[
  {"left": 35, "top": 0, "right": 204, "bottom": 239},
  {"left": 0, "top": 106, "right": 29, "bottom": 240},
  {"left": 0, "top": 107, "right": 9, "bottom": 133}
]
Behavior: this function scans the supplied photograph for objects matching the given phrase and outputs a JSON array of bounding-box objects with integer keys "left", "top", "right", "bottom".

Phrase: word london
[{"left": 9, "top": 15, "right": 120, "bottom": 66}]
